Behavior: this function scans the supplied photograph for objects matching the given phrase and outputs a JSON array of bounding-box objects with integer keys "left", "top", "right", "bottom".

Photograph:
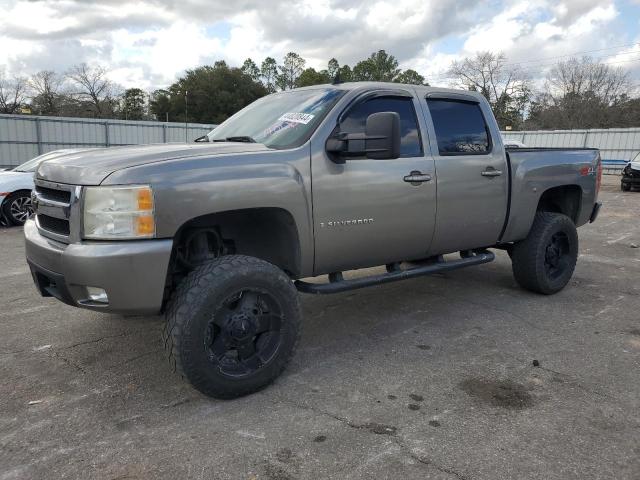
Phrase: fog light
[{"left": 86, "top": 286, "right": 108, "bottom": 304}]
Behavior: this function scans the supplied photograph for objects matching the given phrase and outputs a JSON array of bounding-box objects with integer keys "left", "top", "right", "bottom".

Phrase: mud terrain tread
[
  {"left": 162, "top": 255, "right": 301, "bottom": 398},
  {"left": 511, "top": 211, "right": 578, "bottom": 295}
]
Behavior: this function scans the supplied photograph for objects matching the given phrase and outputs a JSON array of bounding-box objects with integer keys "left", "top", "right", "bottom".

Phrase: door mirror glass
[{"left": 326, "top": 111, "right": 401, "bottom": 160}]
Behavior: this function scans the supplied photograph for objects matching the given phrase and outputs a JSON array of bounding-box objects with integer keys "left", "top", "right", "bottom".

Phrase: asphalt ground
[{"left": 1, "top": 175, "right": 638, "bottom": 480}]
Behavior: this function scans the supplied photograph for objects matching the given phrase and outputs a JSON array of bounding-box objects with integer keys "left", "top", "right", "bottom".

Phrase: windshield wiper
[{"left": 213, "top": 136, "right": 257, "bottom": 143}]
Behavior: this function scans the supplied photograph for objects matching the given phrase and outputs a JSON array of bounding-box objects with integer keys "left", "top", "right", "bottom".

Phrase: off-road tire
[
  {"left": 511, "top": 212, "right": 578, "bottom": 295},
  {"left": 163, "top": 255, "right": 302, "bottom": 399}
]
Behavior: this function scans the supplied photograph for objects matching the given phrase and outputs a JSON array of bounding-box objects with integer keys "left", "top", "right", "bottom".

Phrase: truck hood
[
  {"left": 36, "top": 142, "right": 272, "bottom": 185},
  {"left": 628, "top": 161, "right": 640, "bottom": 171}
]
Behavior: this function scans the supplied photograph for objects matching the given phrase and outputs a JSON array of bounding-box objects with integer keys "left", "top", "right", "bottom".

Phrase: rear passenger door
[{"left": 422, "top": 96, "right": 508, "bottom": 254}]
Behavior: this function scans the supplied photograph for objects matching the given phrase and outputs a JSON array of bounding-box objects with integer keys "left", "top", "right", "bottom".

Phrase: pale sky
[{"left": 1, "top": 0, "right": 639, "bottom": 91}]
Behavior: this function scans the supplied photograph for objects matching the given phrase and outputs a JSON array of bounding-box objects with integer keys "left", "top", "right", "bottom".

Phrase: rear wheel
[
  {"left": 2, "top": 192, "right": 33, "bottom": 226},
  {"left": 511, "top": 212, "right": 578, "bottom": 295},
  {"left": 163, "top": 255, "right": 301, "bottom": 399}
]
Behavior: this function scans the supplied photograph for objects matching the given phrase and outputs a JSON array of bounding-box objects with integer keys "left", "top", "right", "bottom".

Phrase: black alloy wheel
[
  {"left": 543, "top": 232, "right": 571, "bottom": 281},
  {"left": 205, "top": 288, "right": 283, "bottom": 377}
]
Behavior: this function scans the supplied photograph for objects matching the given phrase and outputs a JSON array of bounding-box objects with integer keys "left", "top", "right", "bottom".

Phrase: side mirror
[
  {"left": 194, "top": 135, "right": 210, "bottom": 143},
  {"left": 326, "top": 111, "right": 401, "bottom": 161}
]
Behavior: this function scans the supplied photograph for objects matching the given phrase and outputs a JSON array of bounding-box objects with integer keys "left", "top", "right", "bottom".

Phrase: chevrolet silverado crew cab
[{"left": 25, "top": 82, "right": 602, "bottom": 399}]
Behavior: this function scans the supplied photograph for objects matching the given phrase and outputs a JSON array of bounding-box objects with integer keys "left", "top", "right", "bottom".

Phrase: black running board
[{"left": 295, "top": 250, "right": 495, "bottom": 294}]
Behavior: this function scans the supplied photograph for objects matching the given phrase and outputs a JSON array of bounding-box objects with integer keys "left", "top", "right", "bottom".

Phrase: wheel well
[
  {"left": 536, "top": 185, "right": 582, "bottom": 223},
  {"left": 1, "top": 190, "right": 31, "bottom": 211},
  {"left": 5, "top": 189, "right": 31, "bottom": 199},
  {"left": 169, "top": 207, "right": 301, "bottom": 279}
]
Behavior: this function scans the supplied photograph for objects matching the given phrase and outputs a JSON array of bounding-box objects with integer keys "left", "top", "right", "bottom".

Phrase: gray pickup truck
[{"left": 25, "top": 82, "right": 602, "bottom": 398}]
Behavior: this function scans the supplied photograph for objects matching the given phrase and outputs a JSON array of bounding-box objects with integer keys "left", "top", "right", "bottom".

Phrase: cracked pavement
[{"left": 1, "top": 175, "right": 639, "bottom": 479}]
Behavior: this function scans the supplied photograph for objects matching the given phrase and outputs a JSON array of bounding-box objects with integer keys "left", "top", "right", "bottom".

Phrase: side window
[
  {"left": 426, "top": 99, "right": 491, "bottom": 155},
  {"left": 340, "top": 96, "right": 422, "bottom": 157}
]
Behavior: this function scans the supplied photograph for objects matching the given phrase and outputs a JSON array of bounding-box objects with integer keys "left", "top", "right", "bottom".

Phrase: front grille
[
  {"left": 35, "top": 185, "right": 71, "bottom": 203},
  {"left": 34, "top": 180, "right": 76, "bottom": 242},
  {"left": 37, "top": 214, "right": 70, "bottom": 236}
]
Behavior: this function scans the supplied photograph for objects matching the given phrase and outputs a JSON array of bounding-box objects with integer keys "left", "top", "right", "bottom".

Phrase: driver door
[{"left": 311, "top": 92, "right": 437, "bottom": 275}]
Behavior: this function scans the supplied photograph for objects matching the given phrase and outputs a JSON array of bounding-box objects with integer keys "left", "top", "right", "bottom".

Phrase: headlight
[{"left": 83, "top": 185, "right": 155, "bottom": 239}]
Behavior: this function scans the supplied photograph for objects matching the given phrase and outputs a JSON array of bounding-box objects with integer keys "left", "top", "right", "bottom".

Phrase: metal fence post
[
  {"left": 104, "top": 121, "right": 110, "bottom": 147},
  {"left": 35, "top": 117, "right": 43, "bottom": 155},
  {"left": 163, "top": 124, "right": 167, "bottom": 143}
]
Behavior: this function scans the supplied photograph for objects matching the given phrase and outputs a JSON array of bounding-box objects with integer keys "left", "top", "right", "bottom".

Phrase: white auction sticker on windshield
[{"left": 278, "top": 112, "right": 315, "bottom": 124}]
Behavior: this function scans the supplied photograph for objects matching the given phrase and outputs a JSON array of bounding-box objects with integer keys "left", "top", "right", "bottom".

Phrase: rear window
[{"left": 427, "top": 99, "right": 491, "bottom": 155}]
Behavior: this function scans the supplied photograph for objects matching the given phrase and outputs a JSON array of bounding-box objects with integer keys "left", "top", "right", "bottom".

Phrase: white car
[
  {"left": 503, "top": 139, "right": 527, "bottom": 149},
  {"left": 1, "top": 150, "right": 75, "bottom": 226}
]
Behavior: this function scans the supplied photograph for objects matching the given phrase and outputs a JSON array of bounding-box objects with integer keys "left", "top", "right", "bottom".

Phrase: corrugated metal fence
[
  {"left": 3, "top": 115, "right": 639, "bottom": 173},
  {"left": 502, "top": 128, "right": 640, "bottom": 173},
  {"left": 0, "top": 114, "right": 216, "bottom": 169}
]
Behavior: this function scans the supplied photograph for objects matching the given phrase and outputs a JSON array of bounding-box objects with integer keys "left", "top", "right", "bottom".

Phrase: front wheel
[
  {"left": 163, "top": 255, "right": 301, "bottom": 399},
  {"left": 2, "top": 192, "right": 33, "bottom": 226},
  {"left": 511, "top": 212, "right": 578, "bottom": 295},
  {"left": 621, "top": 182, "right": 631, "bottom": 192}
]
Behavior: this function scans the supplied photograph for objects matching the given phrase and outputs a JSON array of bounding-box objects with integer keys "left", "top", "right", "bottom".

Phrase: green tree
[
  {"left": 150, "top": 62, "right": 267, "bottom": 124},
  {"left": 260, "top": 57, "right": 278, "bottom": 93},
  {"left": 296, "top": 68, "right": 330, "bottom": 87},
  {"left": 327, "top": 58, "right": 340, "bottom": 79},
  {"left": 149, "top": 89, "right": 171, "bottom": 121},
  {"left": 337, "top": 64, "right": 352, "bottom": 82},
  {"left": 394, "top": 69, "right": 426, "bottom": 85},
  {"left": 276, "top": 52, "right": 306, "bottom": 90},
  {"left": 242, "top": 58, "right": 260, "bottom": 81},
  {"left": 121, "top": 88, "right": 147, "bottom": 120},
  {"left": 353, "top": 50, "right": 400, "bottom": 82}
]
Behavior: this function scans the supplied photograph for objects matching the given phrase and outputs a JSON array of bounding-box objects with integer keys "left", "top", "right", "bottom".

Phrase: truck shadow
[{"left": 48, "top": 256, "right": 519, "bottom": 400}]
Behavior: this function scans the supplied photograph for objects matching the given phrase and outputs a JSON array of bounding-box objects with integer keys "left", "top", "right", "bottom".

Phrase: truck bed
[{"left": 500, "top": 147, "right": 601, "bottom": 243}]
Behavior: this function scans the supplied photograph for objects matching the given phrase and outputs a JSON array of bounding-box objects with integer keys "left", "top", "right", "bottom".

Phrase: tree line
[
  {"left": 1, "top": 49, "right": 638, "bottom": 130},
  {"left": 149, "top": 50, "right": 426, "bottom": 124}
]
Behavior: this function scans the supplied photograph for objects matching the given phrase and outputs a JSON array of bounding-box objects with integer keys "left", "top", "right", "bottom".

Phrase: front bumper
[
  {"left": 621, "top": 175, "right": 640, "bottom": 186},
  {"left": 24, "top": 220, "right": 173, "bottom": 315}
]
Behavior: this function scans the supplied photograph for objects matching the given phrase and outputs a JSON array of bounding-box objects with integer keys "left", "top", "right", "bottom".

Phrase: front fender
[{"left": 102, "top": 148, "right": 314, "bottom": 276}]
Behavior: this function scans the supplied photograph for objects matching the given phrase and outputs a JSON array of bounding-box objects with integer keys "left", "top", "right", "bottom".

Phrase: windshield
[
  {"left": 13, "top": 155, "right": 48, "bottom": 172},
  {"left": 207, "top": 88, "right": 345, "bottom": 149}
]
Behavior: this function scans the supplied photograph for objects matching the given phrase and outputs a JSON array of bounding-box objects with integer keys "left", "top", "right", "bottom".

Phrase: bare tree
[
  {"left": 448, "top": 52, "right": 531, "bottom": 129},
  {"left": 526, "top": 57, "right": 632, "bottom": 129},
  {"left": 547, "top": 56, "right": 629, "bottom": 105},
  {"left": 67, "top": 63, "right": 115, "bottom": 117},
  {"left": 30, "top": 70, "right": 64, "bottom": 115},
  {"left": 0, "top": 71, "right": 29, "bottom": 114}
]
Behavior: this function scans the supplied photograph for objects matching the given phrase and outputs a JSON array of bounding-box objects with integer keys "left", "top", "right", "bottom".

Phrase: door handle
[
  {"left": 404, "top": 171, "right": 432, "bottom": 184},
  {"left": 481, "top": 168, "right": 503, "bottom": 177}
]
